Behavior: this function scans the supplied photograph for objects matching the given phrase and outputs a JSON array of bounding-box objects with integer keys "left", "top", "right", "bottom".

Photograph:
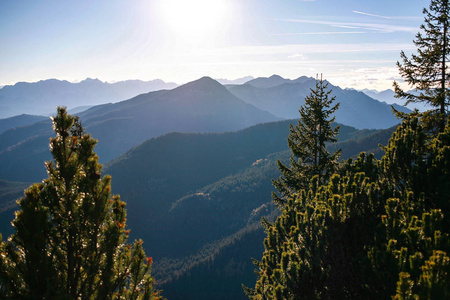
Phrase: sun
[{"left": 160, "top": 0, "right": 229, "bottom": 42}]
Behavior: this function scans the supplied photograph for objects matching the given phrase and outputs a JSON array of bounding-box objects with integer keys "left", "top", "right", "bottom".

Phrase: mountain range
[
  {"left": 0, "top": 74, "right": 412, "bottom": 299},
  {"left": 102, "top": 119, "right": 394, "bottom": 260},
  {"left": 227, "top": 75, "right": 410, "bottom": 129},
  {"left": 0, "top": 75, "right": 410, "bottom": 183},
  {"left": 0, "top": 77, "right": 280, "bottom": 182},
  {"left": 361, "top": 88, "right": 432, "bottom": 112},
  {"left": 0, "top": 76, "right": 256, "bottom": 119},
  {"left": 0, "top": 78, "right": 178, "bottom": 118}
]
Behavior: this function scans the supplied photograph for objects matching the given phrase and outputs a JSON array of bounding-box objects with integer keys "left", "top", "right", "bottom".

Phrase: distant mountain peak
[
  {"left": 245, "top": 74, "right": 316, "bottom": 88},
  {"left": 269, "top": 74, "right": 283, "bottom": 79},
  {"left": 164, "top": 77, "right": 240, "bottom": 106},
  {"left": 293, "top": 76, "right": 315, "bottom": 84},
  {"left": 198, "top": 76, "right": 216, "bottom": 82},
  {"left": 79, "top": 78, "right": 103, "bottom": 84},
  {"left": 179, "top": 77, "right": 223, "bottom": 91},
  {"left": 246, "top": 75, "right": 289, "bottom": 88}
]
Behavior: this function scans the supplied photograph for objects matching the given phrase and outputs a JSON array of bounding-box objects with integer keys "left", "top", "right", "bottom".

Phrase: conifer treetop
[
  {"left": 0, "top": 107, "right": 162, "bottom": 299},
  {"left": 394, "top": 0, "right": 450, "bottom": 128}
]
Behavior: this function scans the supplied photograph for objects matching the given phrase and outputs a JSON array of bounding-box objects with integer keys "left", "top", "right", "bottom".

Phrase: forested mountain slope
[
  {"left": 0, "top": 116, "right": 397, "bottom": 299},
  {"left": 101, "top": 122, "right": 396, "bottom": 299},
  {"left": 0, "top": 77, "right": 279, "bottom": 182},
  {"left": 0, "top": 114, "right": 47, "bottom": 134}
]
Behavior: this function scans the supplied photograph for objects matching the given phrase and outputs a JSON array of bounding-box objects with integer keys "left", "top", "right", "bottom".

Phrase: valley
[{"left": 0, "top": 75, "right": 401, "bottom": 299}]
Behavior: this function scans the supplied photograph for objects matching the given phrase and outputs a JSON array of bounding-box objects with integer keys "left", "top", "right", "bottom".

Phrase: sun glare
[{"left": 160, "top": 0, "right": 229, "bottom": 42}]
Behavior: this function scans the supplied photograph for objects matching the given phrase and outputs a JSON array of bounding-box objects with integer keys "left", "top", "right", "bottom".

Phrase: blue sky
[{"left": 0, "top": 0, "right": 428, "bottom": 90}]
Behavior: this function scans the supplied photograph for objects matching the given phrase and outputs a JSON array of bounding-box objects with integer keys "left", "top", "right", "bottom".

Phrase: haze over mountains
[
  {"left": 0, "top": 78, "right": 178, "bottom": 118},
  {"left": 0, "top": 74, "right": 411, "bottom": 299},
  {"left": 361, "top": 88, "right": 430, "bottom": 112},
  {"left": 0, "top": 75, "right": 411, "bottom": 184},
  {"left": 0, "top": 77, "right": 280, "bottom": 182},
  {"left": 0, "top": 74, "right": 411, "bottom": 123},
  {"left": 0, "top": 75, "right": 250, "bottom": 119},
  {"left": 228, "top": 75, "right": 410, "bottom": 129},
  {"left": 0, "top": 114, "right": 47, "bottom": 134}
]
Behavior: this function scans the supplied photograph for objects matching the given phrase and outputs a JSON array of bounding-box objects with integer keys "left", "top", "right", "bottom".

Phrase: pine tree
[
  {"left": 373, "top": 114, "right": 450, "bottom": 299},
  {"left": 247, "top": 114, "right": 450, "bottom": 299},
  {"left": 247, "top": 153, "right": 389, "bottom": 299},
  {"left": 0, "top": 107, "right": 161, "bottom": 299},
  {"left": 272, "top": 77, "right": 340, "bottom": 207},
  {"left": 248, "top": 2, "right": 450, "bottom": 297},
  {"left": 394, "top": 0, "right": 450, "bottom": 131}
]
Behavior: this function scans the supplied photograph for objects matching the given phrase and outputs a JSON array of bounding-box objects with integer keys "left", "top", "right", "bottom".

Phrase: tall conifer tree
[
  {"left": 248, "top": 2, "right": 450, "bottom": 299},
  {"left": 0, "top": 107, "right": 161, "bottom": 299},
  {"left": 394, "top": 0, "right": 450, "bottom": 131},
  {"left": 272, "top": 76, "right": 340, "bottom": 207},
  {"left": 247, "top": 111, "right": 450, "bottom": 300}
]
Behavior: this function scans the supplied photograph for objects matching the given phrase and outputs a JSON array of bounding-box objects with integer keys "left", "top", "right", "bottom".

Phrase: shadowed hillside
[
  {"left": 0, "top": 117, "right": 397, "bottom": 299},
  {"left": 0, "top": 77, "right": 280, "bottom": 182}
]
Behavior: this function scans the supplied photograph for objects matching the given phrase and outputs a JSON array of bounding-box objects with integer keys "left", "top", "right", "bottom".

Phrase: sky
[{"left": 0, "top": 0, "right": 429, "bottom": 91}]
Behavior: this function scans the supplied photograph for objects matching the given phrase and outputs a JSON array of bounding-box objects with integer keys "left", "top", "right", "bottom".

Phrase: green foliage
[
  {"left": 250, "top": 154, "right": 390, "bottom": 299},
  {"left": 394, "top": 0, "right": 450, "bottom": 130},
  {"left": 250, "top": 2, "right": 450, "bottom": 298},
  {"left": 374, "top": 114, "right": 450, "bottom": 299},
  {"left": 249, "top": 114, "right": 450, "bottom": 299},
  {"left": 273, "top": 78, "right": 341, "bottom": 207},
  {"left": 381, "top": 113, "right": 450, "bottom": 216},
  {"left": 0, "top": 107, "right": 161, "bottom": 299}
]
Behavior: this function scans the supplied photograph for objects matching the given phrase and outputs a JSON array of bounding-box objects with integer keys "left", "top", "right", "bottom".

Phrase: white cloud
[
  {"left": 353, "top": 10, "right": 392, "bottom": 19},
  {"left": 325, "top": 66, "right": 407, "bottom": 91},
  {"left": 278, "top": 18, "right": 418, "bottom": 34},
  {"left": 353, "top": 11, "right": 423, "bottom": 21},
  {"left": 332, "top": 25, "right": 360, "bottom": 29},
  {"left": 272, "top": 31, "right": 366, "bottom": 36}
]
